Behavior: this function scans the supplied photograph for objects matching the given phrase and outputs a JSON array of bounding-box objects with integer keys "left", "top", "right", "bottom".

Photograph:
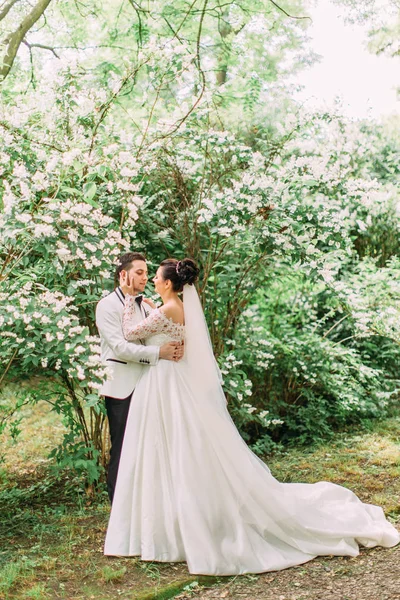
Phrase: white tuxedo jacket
[{"left": 95, "top": 287, "right": 159, "bottom": 399}]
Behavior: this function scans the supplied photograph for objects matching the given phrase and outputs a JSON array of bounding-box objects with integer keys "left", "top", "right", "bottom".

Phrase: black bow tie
[{"left": 135, "top": 295, "right": 143, "bottom": 307}]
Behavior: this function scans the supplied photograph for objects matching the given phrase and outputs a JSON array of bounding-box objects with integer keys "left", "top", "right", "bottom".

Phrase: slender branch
[
  {"left": 47, "top": 44, "right": 138, "bottom": 51},
  {"left": 63, "top": 375, "right": 90, "bottom": 445},
  {"left": 322, "top": 314, "right": 349, "bottom": 339},
  {"left": 127, "top": 0, "right": 146, "bottom": 47},
  {"left": 169, "top": 0, "right": 199, "bottom": 42},
  {"left": 196, "top": 0, "right": 208, "bottom": 69},
  {"left": 127, "top": 0, "right": 150, "bottom": 13},
  {"left": 22, "top": 38, "right": 60, "bottom": 58},
  {"left": 0, "top": 0, "right": 53, "bottom": 81},
  {"left": 332, "top": 334, "right": 360, "bottom": 347},
  {"left": 0, "top": 245, "right": 34, "bottom": 282},
  {"left": 0, "top": 0, "right": 20, "bottom": 21},
  {"left": 88, "top": 62, "right": 145, "bottom": 158},
  {"left": 147, "top": 0, "right": 208, "bottom": 146},
  {"left": 73, "top": 0, "right": 94, "bottom": 19},
  {"left": 112, "top": 98, "right": 142, "bottom": 134},
  {"left": 0, "top": 399, "right": 32, "bottom": 431},
  {"left": 0, "top": 348, "right": 18, "bottom": 389},
  {"left": 135, "top": 72, "right": 166, "bottom": 157},
  {"left": 268, "top": 0, "right": 311, "bottom": 21},
  {"left": 221, "top": 251, "right": 271, "bottom": 343},
  {"left": 200, "top": 1, "right": 234, "bottom": 11},
  {"left": 24, "top": 37, "right": 36, "bottom": 90},
  {"left": 0, "top": 120, "right": 64, "bottom": 152},
  {"left": 162, "top": 16, "right": 186, "bottom": 45},
  {"left": 0, "top": 247, "right": 14, "bottom": 279}
]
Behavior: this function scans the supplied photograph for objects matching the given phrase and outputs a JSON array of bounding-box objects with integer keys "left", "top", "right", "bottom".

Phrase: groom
[{"left": 96, "top": 252, "right": 184, "bottom": 502}]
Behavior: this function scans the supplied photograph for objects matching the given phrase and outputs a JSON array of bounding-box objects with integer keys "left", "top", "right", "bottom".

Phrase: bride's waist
[{"left": 145, "top": 334, "right": 184, "bottom": 346}]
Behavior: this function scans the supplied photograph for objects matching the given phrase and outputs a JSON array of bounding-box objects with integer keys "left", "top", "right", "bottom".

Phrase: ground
[{"left": 0, "top": 399, "right": 399, "bottom": 600}]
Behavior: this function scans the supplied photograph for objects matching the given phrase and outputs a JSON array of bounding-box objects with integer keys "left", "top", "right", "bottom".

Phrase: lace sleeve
[{"left": 123, "top": 297, "right": 166, "bottom": 341}]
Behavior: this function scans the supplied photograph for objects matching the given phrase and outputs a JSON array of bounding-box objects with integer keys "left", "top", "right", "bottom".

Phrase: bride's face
[{"left": 153, "top": 267, "right": 168, "bottom": 296}]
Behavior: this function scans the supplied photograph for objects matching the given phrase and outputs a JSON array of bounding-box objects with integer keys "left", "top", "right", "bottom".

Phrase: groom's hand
[{"left": 160, "top": 341, "right": 184, "bottom": 362}]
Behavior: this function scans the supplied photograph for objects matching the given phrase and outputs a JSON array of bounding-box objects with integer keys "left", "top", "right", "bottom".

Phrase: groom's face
[{"left": 125, "top": 260, "right": 148, "bottom": 294}]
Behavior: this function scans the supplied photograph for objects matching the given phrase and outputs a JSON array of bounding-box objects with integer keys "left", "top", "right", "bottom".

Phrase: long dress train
[{"left": 104, "top": 299, "right": 399, "bottom": 575}]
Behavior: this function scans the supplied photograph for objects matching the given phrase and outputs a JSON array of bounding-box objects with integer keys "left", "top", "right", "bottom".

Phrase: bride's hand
[
  {"left": 120, "top": 271, "right": 136, "bottom": 296},
  {"left": 142, "top": 297, "right": 156, "bottom": 309}
]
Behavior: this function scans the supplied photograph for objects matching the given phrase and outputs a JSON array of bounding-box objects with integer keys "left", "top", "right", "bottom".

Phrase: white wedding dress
[{"left": 104, "top": 288, "right": 399, "bottom": 575}]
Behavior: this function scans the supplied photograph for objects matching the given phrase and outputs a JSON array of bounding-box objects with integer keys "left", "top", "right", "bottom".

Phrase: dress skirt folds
[{"left": 104, "top": 321, "right": 399, "bottom": 575}]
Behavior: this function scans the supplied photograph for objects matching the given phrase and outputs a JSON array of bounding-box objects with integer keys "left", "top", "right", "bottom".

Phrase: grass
[
  {"left": 267, "top": 418, "right": 400, "bottom": 514},
  {"left": 0, "top": 398, "right": 399, "bottom": 599}
]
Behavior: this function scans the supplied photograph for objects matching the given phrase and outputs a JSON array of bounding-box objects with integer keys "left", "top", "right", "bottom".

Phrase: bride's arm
[{"left": 123, "top": 296, "right": 166, "bottom": 341}]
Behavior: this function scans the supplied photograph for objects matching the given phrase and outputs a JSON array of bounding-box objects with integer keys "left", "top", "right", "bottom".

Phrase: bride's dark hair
[{"left": 160, "top": 258, "right": 199, "bottom": 292}]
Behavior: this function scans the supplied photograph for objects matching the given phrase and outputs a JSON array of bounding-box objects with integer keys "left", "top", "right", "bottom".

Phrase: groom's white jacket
[{"left": 96, "top": 287, "right": 159, "bottom": 399}]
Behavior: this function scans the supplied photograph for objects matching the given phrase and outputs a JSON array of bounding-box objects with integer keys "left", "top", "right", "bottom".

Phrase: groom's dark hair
[{"left": 115, "top": 252, "right": 146, "bottom": 284}]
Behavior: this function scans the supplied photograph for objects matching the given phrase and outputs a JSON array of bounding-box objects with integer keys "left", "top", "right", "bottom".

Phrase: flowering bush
[
  {"left": 128, "top": 112, "right": 400, "bottom": 451},
  {"left": 1, "top": 53, "right": 399, "bottom": 484},
  {"left": 228, "top": 268, "right": 399, "bottom": 451},
  {"left": 0, "top": 186, "right": 129, "bottom": 482}
]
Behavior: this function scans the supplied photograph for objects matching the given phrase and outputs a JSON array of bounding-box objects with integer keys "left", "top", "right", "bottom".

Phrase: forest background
[{"left": 0, "top": 0, "right": 400, "bottom": 486}]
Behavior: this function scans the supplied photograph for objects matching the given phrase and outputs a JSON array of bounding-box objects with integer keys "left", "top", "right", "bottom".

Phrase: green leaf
[
  {"left": 60, "top": 187, "right": 83, "bottom": 197},
  {"left": 83, "top": 183, "right": 99, "bottom": 207},
  {"left": 97, "top": 165, "right": 108, "bottom": 178}
]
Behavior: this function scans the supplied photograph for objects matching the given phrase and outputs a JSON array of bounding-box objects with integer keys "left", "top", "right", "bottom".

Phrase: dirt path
[{"left": 175, "top": 544, "right": 400, "bottom": 600}]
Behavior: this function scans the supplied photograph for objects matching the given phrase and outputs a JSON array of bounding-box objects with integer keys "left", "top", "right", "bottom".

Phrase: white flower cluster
[
  {"left": 0, "top": 283, "right": 109, "bottom": 391},
  {"left": 220, "top": 352, "right": 243, "bottom": 376},
  {"left": 331, "top": 258, "right": 400, "bottom": 343}
]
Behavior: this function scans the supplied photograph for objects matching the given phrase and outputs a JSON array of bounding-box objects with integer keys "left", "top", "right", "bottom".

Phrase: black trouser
[{"left": 105, "top": 393, "right": 132, "bottom": 503}]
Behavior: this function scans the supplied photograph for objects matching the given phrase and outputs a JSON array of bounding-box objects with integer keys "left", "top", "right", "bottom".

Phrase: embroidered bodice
[{"left": 123, "top": 296, "right": 185, "bottom": 347}]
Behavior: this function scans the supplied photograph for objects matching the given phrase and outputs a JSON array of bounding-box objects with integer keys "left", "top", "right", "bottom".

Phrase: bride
[{"left": 104, "top": 258, "right": 399, "bottom": 575}]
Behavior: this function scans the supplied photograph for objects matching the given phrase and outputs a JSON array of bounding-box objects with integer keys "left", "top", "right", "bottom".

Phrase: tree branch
[
  {"left": 149, "top": 0, "right": 209, "bottom": 145},
  {"left": 25, "top": 37, "right": 36, "bottom": 90},
  {"left": 169, "top": 0, "right": 200, "bottom": 42},
  {"left": 0, "top": 348, "right": 18, "bottom": 389},
  {"left": 127, "top": 0, "right": 149, "bottom": 48},
  {"left": 22, "top": 38, "right": 60, "bottom": 58},
  {"left": 0, "top": 0, "right": 53, "bottom": 81},
  {"left": 0, "top": 0, "right": 20, "bottom": 22},
  {"left": 88, "top": 61, "right": 146, "bottom": 159},
  {"left": 0, "top": 120, "right": 64, "bottom": 151},
  {"left": 268, "top": 0, "right": 311, "bottom": 21}
]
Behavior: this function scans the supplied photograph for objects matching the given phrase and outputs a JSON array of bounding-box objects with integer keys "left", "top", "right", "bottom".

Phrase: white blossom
[{"left": 34, "top": 224, "right": 56, "bottom": 238}]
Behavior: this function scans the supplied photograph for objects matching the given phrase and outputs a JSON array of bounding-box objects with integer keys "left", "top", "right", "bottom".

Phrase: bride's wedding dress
[{"left": 104, "top": 287, "right": 399, "bottom": 575}]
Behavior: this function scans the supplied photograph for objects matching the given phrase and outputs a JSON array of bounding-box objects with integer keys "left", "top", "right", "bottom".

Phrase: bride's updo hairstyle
[{"left": 160, "top": 258, "right": 199, "bottom": 292}]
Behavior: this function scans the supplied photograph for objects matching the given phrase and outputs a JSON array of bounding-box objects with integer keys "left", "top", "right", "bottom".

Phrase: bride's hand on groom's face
[{"left": 120, "top": 271, "right": 136, "bottom": 296}]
